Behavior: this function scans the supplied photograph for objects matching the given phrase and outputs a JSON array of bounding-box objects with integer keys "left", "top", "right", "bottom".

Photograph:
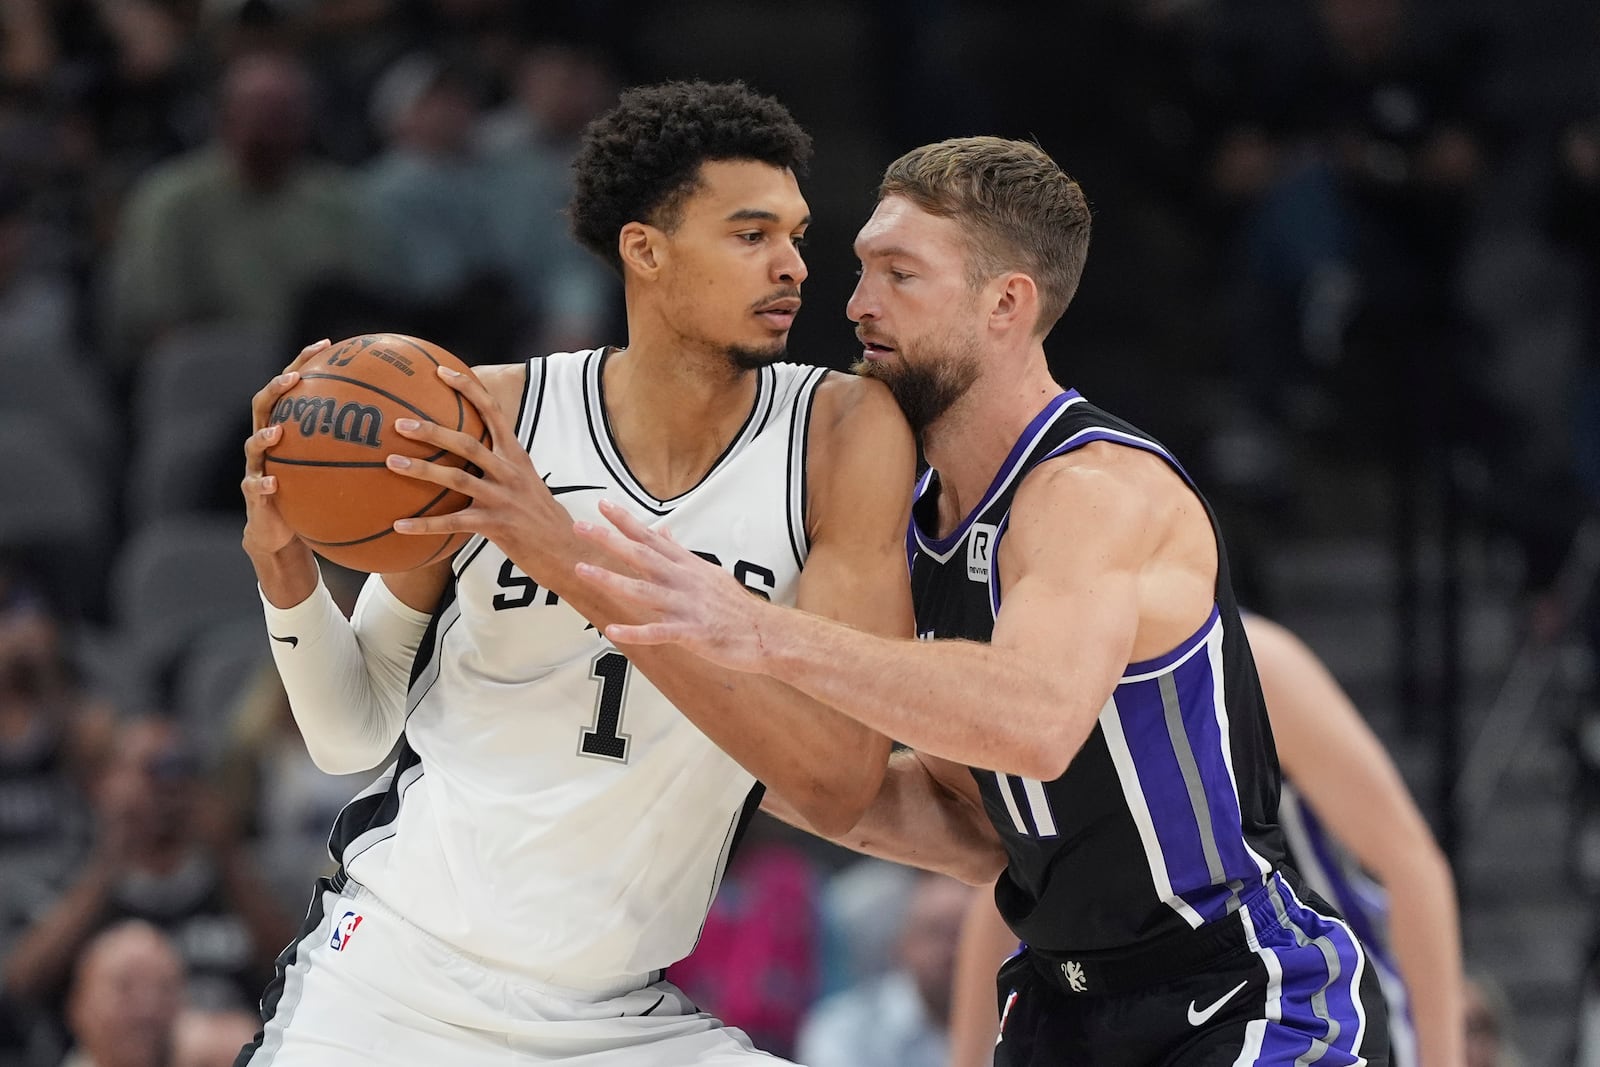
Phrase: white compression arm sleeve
[{"left": 259, "top": 573, "right": 431, "bottom": 775}]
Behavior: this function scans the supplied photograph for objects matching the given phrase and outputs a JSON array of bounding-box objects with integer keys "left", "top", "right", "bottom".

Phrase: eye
[
  {"left": 791, "top": 234, "right": 808, "bottom": 249},
  {"left": 737, "top": 232, "right": 763, "bottom": 244},
  {"left": 890, "top": 270, "right": 911, "bottom": 282}
]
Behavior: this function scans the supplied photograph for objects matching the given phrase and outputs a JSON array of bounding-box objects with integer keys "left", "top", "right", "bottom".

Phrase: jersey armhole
[
  {"left": 514, "top": 354, "right": 550, "bottom": 450},
  {"left": 785, "top": 366, "right": 830, "bottom": 570}
]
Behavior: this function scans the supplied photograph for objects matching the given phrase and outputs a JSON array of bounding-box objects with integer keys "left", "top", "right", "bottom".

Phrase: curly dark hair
[{"left": 569, "top": 80, "right": 813, "bottom": 274}]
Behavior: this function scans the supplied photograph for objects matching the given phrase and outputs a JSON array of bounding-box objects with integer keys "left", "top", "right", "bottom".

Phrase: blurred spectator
[
  {"left": 796, "top": 872, "right": 971, "bottom": 1067},
  {"left": 1464, "top": 973, "right": 1524, "bottom": 1067},
  {"left": 215, "top": 663, "right": 376, "bottom": 906},
  {"left": 1201, "top": 0, "right": 1489, "bottom": 475},
  {"left": 2, "top": 715, "right": 292, "bottom": 1025},
  {"left": 0, "top": 571, "right": 112, "bottom": 880},
  {"left": 170, "top": 1006, "right": 258, "bottom": 1067},
  {"left": 104, "top": 48, "right": 378, "bottom": 367},
  {"left": 478, "top": 37, "right": 618, "bottom": 355},
  {"left": 62, "top": 919, "right": 184, "bottom": 1067},
  {"left": 669, "top": 817, "right": 821, "bottom": 1059},
  {"left": 0, "top": 178, "right": 79, "bottom": 359},
  {"left": 358, "top": 50, "right": 523, "bottom": 361},
  {"left": 364, "top": 51, "right": 492, "bottom": 301},
  {"left": 815, "top": 856, "right": 918, "bottom": 997}
]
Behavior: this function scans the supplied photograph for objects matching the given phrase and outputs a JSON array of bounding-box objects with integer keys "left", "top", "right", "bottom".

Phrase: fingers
[
  {"left": 287, "top": 337, "right": 334, "bottom": 373},
  {"left": 594, "top": 500, "right": 697, "bottom": 563},
  {"left": 391, "top": 416, "right": 497, "bottom": 472},
  {"left": 240, "top": 424, "right": 283, "bottom": 503},
  {"left": 250, "top": 339, "right": 331, "bottom": 431},
  {"left": 385, "top": 452, "right": 481, "bottom": 497},
  {"left": 392, "top": 511, "right": 472, "bottom": 537},
  {"left": 599, "top": 622, "right": 677, "bottom": 646},
  {"left": 573, "top": 560, "right": 666, "bottom": 608},
  {"left": 435, "top": 364, "right": 517, "bottom": 453}
]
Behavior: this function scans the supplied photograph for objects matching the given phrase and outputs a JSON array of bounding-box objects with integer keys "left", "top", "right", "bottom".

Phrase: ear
[
  {"left": 618, "top": 222, "right": 663, "bottom": 279},
  {"left": 987, "top": 272, "right": 1040, "bottom": 336}
]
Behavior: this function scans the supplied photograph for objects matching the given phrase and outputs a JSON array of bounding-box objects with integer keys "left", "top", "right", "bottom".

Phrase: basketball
[{"left": 262, "top": 333, "right": 488, "bottom": 573}]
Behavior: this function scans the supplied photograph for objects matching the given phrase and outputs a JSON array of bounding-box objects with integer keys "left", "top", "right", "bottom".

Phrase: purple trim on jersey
[
  {"left": 1112, "top": 676, "right": 1219, "bottom": 899},
  {"left": 912, "top": 390, "right": 1080, "bottom": 555},
  {"left": 1115, "top": 619, "right": 1270, "bottom": 924},
  {"left": 1124, "top": 604, "right": 1222, "bottom": 677},
  {"left": 1039, "top": 427, "right": 1194, "bottom": 484},
  {"left": 907, "top": 469, "right": 935, "bottom": 575}
]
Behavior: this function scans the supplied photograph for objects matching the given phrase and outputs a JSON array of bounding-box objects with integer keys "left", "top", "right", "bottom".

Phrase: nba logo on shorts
[
  {"left": 968, "top": 523, "right": 998, "bottom": 583},
  {"left": 329, "top": 911, "right": 363, "bottom": 951}
]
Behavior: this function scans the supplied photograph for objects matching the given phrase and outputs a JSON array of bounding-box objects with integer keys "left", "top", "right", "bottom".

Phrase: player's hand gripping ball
[{"left": 263, "top": 333, "right": 487, "bottom": 572}]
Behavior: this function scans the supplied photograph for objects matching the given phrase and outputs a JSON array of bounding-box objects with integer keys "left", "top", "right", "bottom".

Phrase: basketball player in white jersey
[
  {"left": 943, "top": 614, "right": 1465, "bottom": 1067},
  {"left": 234, "top": 81, "right": 915, "bottom": 1065}
]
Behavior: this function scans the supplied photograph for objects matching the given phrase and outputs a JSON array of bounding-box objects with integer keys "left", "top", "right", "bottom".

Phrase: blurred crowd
[{"left": 1, "top": 0, "right": 1599, "bottom": 1063}]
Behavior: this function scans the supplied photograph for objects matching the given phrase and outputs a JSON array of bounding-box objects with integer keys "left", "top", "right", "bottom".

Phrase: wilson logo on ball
[{"left": 269, "top": 396, "right": 384, "bottom": 448}]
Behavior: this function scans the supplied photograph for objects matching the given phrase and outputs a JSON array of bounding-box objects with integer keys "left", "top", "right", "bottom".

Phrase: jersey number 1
[{"left": 580, "top": 650, "right": 632, "bottom": 762}]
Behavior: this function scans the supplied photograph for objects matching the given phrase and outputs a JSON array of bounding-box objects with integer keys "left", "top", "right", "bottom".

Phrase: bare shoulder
[
  {"left": 804, "top": 372, "right": 916, "bottom": 537},
  {"left": 471, "top": 362, "right": 531, "bottom": 420},
  {"left": 1010, "top": 441, "right": 1174, "bottom": 534},
  {"left": 808, "top": 371, "right": 914, "bottom": 456}
]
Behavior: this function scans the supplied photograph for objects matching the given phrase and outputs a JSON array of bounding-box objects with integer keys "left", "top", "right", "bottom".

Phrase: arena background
[{"left": 0, "top": 0, "right": 1598, "bottom": 1063}]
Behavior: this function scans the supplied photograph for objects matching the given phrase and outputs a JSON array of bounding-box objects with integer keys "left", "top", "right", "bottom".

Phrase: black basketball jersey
[{"left": 908, "top": 390, "right": 1288, "bottom": 953}]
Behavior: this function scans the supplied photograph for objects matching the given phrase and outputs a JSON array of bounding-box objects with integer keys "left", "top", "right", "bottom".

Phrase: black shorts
[{"left": 995, "top": 878, "right": 1390, "bottom": 1065}]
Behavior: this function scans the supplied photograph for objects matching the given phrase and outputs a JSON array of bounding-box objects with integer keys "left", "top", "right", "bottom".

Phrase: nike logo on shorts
[
  {"left": 1187, "top": 979, "right": 1248, "bottom": 1026},
  {"left": 268, "top": 632, "right": 299, "bottom": 648}
]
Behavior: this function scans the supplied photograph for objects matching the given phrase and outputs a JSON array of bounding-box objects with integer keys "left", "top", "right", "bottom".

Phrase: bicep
[{"left": 797, "top": 380, "right": 916, "bottom": 639}]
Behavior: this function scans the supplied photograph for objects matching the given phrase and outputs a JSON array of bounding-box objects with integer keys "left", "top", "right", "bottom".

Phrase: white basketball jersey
[{"left": 329, "top": 349, "right": 828, "bottom": 988}]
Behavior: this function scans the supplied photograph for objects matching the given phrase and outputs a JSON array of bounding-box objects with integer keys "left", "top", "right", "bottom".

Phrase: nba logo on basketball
[{"left": 329, "top": 911, "right": 363, "bottom": 951}]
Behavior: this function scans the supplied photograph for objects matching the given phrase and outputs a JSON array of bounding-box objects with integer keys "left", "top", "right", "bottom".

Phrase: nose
[
  {"left": 846, "top": 272, "right": 873, "bottom": 324},
  {"left": 774, "top": 239, "right": 807, "bottom": 287}
]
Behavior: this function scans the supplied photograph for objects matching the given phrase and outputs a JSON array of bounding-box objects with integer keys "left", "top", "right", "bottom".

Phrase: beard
[
  {"left": 854, "top": 339, "right": 980, "bottom": 437},
  {"left": 727, "top": 338, "right": 788, "bottom": 370}
]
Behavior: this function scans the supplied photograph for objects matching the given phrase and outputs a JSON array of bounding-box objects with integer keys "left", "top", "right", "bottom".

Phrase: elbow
[
  {"left": 789, "top": 772, "right": 882, "bottom": 839},
  {"left": 951, "top": 844, "right": 1008, "bottom": 887},
  {"left": 1011, "top": 734, "right": 1076, "bottom": 782},
  {"left": 302, "top": 737, "right": 387, "bottom": 778}
]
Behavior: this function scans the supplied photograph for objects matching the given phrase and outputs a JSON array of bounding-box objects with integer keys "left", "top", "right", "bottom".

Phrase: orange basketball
[{"left": 263, "top": 333, "right": 488, "bottom": 573}]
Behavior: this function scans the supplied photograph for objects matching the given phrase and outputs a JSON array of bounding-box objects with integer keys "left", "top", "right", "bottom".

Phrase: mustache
[
  {"left": 855, "top": 326, "right": 895, "bottom": 346},
  {"left": 750, "top": 287, "right": 802, "bottom": 312}
]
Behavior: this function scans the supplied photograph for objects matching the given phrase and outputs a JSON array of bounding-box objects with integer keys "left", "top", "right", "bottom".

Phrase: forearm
[
  {"left": 621, "top": 648, "right": 886, "bottom": 834},
  {"left": 1386, "top": 851, "right": 1465, "bottom": 1067},
  {"left": 260, "top": 574, "right": 427, "bottom": 774},
  {"left": 2, "top": 859, "right": 115, "bottom": 1001},
  {"left": 758, "top": 610, "right": 1084, "bottom": 780},
  {"left": 770, "top": 750, "right": 1004, "bottom": 884}
]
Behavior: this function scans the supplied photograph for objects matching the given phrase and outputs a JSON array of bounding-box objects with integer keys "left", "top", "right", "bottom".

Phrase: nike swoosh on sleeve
[{"left": 268, "top": 633, "right": 299, "bottom": 648}]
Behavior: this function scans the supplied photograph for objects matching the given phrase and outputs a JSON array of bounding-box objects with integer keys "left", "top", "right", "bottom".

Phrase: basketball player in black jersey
[{"left": 576, "top": 137, "right": 1391, "bottom": 1064}]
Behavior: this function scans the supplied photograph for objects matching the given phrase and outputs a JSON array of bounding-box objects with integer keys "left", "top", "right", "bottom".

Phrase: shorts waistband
[
  {"left": 328, "top": 869, "right": 661, "bottom": 1001},
  {"left": 1025, "top": 881, "right": 1287, "bottom": 996}
]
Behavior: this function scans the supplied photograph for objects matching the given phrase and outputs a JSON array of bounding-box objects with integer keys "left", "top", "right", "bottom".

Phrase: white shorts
[{"left": 238, "top": 877, "right": 790, "bottom": 1066}]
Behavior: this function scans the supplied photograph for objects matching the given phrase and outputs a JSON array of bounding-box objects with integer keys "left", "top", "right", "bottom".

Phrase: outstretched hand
[{"left": 572, "top": 500, "right": 774, "bottom": 673}]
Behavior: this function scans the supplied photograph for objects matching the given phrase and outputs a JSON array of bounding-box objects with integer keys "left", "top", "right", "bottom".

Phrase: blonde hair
[{"left": 879, "top": 136, "right": 1091, "bottom": 335}]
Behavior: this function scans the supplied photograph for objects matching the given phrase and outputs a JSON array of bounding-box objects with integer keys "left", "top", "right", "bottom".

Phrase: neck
[
  {"left": 921, "top": 345, "right": 1060, "bottom": 534},
  {"left": 602, "top": 320, "right": 762, "bottom": 500}
]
